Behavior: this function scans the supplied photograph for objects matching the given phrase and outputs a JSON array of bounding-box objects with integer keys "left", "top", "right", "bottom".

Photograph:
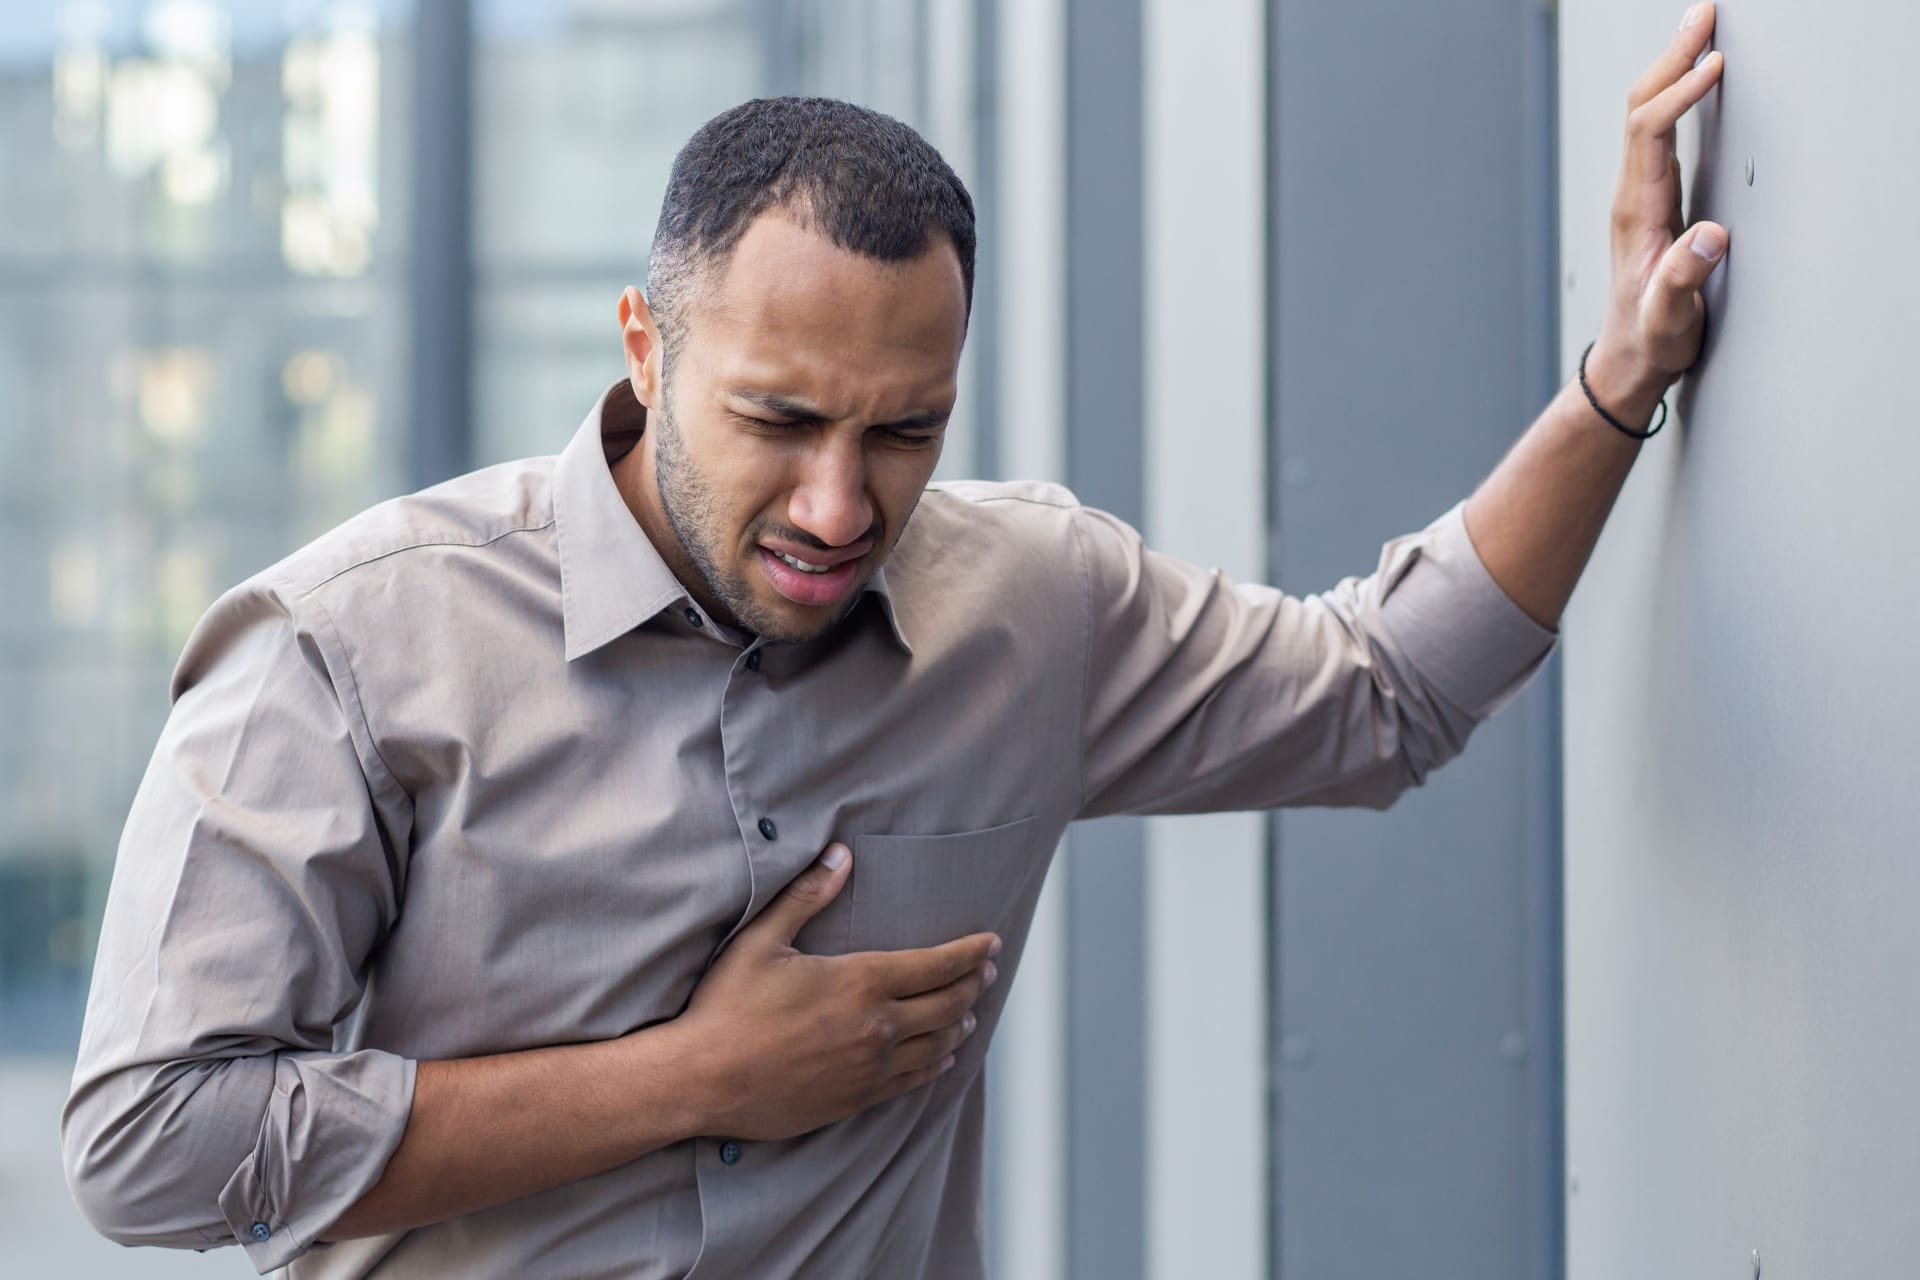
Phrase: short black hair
[{"left": 645, "top": 97, "right": 976, "bottom": 353}]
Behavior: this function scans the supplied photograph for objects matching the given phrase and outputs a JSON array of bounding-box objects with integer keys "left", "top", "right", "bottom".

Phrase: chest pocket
[{"left": 839, "top": 816, "right": 1041, "bottom": 953}]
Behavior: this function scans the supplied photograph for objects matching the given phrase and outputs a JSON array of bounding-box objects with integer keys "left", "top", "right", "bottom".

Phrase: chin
[
  {"left": 759, "top": 603, "right": 852, "bottom": 644},
  {"left": 739, "top": 588, "right": 863, "bottom": 644}
]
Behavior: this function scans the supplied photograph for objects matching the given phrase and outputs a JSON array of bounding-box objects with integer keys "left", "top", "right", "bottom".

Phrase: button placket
[{"left": 717, "top": 630, "right": 825, "bottom": 941}]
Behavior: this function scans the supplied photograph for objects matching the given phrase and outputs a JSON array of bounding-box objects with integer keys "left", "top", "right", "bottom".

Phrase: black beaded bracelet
[{"left": 1579, "top": 341, "right": 1667, "bottom": 440}]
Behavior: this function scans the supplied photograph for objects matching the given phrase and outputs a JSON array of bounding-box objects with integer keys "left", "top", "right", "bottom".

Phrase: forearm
[
  {"left": 1463, "top": 341, "right": 1669, "bottom": 629},
  {"left": 322, "top": 1020, "right": 712, "bottom": 1241}
]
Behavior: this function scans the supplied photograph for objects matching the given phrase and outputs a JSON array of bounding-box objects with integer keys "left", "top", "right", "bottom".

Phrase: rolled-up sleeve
[
  {"left": 1075, "top": 499, "right": 1555, "bottom": 818},
  {"left": 62, "top": 578, "right": 416, "bottom": 1274}
]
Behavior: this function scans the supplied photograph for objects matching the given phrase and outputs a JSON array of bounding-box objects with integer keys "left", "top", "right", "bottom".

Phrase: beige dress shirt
[{"left": 63, "top": 380, "right": 1554, "bottom": 1277}]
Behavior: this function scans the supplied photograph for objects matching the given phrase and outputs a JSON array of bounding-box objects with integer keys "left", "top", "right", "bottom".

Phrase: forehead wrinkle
[
  {"left": 729, "top": 388, "right": 829, "bottom": 420},
  {"left": 721, "top": 376, "right": 957, "bottom": 430},
  {"left": 708, "top": 329, "right": 958, "bottom": 423},
  {"left": 704, "top": 296, "right": 956, "bottom": 377}
]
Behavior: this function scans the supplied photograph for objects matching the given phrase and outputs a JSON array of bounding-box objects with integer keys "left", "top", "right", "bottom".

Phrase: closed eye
[
  {"left": 882, "top": 427, "right": 942, "bottom": 448},
  {"left": 730, "top": 411, "right": 806, "bottom": 432},
  {"left": 727, "top": 405, "right": 945, "bottom": 445}
]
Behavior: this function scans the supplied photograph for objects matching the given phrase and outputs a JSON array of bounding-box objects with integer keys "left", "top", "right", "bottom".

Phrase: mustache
[{"left": 748, "top": 518, "right": 883, "bottom": 554}]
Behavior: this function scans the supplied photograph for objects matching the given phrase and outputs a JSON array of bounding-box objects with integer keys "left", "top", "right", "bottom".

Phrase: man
[{"left": 63, "top": 9, "right": 1727, "bottom": 1277}]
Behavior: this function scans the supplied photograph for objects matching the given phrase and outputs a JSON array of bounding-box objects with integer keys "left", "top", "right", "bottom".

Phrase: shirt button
[
  {"left": 250, "top": 1222, "right": 271, "bottom": 1242},
  {"left": 746, "top": 650, "right": 762, "bottom": 672},
  {"left": 757, "top": 817, "right": 778, "bottom": 841},
  {"left": 719, "top": 1139, "right": 743, "bottom": 1165},
  {"left": 684, "top": 608, "right": 703, "bottom": 628}
]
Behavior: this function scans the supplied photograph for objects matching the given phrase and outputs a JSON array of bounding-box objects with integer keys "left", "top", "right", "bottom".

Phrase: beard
[{"left": 652, "top": 394, "right": 882, "bottom": 644}]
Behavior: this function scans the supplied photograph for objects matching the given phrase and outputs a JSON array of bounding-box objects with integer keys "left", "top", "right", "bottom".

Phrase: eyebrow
[{"left": 729, "top": 389, "right": 949, "bottom": 433}]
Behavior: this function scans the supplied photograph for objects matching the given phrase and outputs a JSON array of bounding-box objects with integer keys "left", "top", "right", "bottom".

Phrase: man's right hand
[
  {"left": 672, "top": 844, "right": 1000, "bottom": 1142},
  {"left": 318, "top": 843, "right": 995, "bottom": 1241}
]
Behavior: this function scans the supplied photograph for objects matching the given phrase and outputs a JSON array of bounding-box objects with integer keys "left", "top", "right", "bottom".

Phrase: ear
[{"left": 617, "top": 286, "right": 663, "bottom": 410}]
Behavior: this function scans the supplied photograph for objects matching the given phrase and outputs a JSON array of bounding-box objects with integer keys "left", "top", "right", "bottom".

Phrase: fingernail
[
  {"left": 1690, "top": 227, "right": 1726, "bottom": 260},
  {"left": 940, "top": 1054, "right": 957, "bottom": 1071},
  {"left": 983, "top": 962, "right": 998, "bottom": 987},
  {"left": 1679, "top": 3, "right": 1703, "bottom": 30},
  {"left": 963, "top": 1013, "right": 977, "bottom": 1035},
  {"left": 820, "top": 844, "right": 849, "bottom": 870},
  {"left": 987, "top": 935, "right": 1003, "bottom": 959}
]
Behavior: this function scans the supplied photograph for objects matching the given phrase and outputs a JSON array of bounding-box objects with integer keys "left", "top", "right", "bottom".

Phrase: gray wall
[
  {"left": 1062, "top": 1, "right": 1150, "bottom": 1276},
  {"left": 1268, "top": 0, "right": 1562, "bottom": 1275},
  {"left": 1559, "top": 3, "right": 1920, "bottom": 1277}
]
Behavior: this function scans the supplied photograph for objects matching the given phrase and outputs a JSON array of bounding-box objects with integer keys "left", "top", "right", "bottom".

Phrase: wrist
[
  {"left": 1582, "top": 338, "right": 1671, "bottom": 430},
  {"left": 617, "top": 1015, "right": 728, "bottom": 1145}
]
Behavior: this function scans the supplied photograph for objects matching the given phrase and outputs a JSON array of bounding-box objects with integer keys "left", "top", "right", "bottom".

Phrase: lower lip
[{"left": 758, "top": 547, "right": 862, "bottom": 607}]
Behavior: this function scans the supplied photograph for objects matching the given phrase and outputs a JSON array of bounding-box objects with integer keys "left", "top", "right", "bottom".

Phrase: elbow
[
  {"left": 62, "top": 1113, "right": 166, "bottom": 1248},
  {"left": 64, "top": 1171, "right": 170, "bottom": 1251},
  {"left": 1333, "top": 712, "right": 1460, "bottom": 812},
  {"left": 61, "top": 1066, "right": 244, "bottom": 1251},
  {"left": 1383, "top": 726, "right": 1459, "bottom": 805},
  {"left": 1385, "top": 684, "right": 1476, "bottom": 799},
  {"left": 1343, "top": 753, "right": 1422, "bottom": 811}
]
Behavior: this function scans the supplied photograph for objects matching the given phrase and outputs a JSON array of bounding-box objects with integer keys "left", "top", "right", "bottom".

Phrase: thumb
[
  {"left": 1645, "top": 220, "right": 1727, "bottom": 337},
  {"left": 755, "top": 845, "right": 852, "bottom": 946}
]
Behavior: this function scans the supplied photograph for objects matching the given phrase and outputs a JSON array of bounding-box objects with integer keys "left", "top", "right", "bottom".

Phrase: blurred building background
[{"left": 0, "top": 0, "right": 1567, "bottom": 1275}]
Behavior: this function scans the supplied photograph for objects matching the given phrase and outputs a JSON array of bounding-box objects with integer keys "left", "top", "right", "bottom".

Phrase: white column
[
  {"left": 984, "top": 0, "right": 1069, "bottom": 1277},
  {"left": 994, "top": 0, "right": 1067, "bottom": 486},
  {"left": 1141, "top": 0, "right": 1270, "bottom": 1277},
  {"left": 922, "top": 0, "right": 981, "bottom": 482}
]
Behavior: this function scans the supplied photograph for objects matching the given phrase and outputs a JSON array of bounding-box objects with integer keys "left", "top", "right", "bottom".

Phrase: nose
[{"left": 787, "top": 435, "right": 875, "bottom": 549}]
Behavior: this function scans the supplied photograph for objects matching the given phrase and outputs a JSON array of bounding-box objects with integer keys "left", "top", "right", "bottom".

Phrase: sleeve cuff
[
  {"left": 218, "top": 1050, "right": 416, "bottom": 1274},
  {"left": 1373, "top": 500, "right": 1557, "bottom": 721}
]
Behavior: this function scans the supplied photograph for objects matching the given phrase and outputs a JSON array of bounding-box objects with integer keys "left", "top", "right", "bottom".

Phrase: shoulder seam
[
  {"left": 967, "top": 493, "right": 1078, "bottom": 508},
  {"left": 293, "top": 517, "right": 557, "bottom": 601},
  {"left": 933, "top": 489, "right": 1081, "bottom": 511}
]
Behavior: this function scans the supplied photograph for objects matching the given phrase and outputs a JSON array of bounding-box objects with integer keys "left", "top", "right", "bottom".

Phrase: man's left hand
[{"left": 1593, "top": 2, "right": 1729, "bottom": 404}]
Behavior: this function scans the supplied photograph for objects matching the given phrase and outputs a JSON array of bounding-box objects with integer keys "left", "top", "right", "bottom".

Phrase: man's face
[{"left": 617, "top": 212, "right": 967, "bottom": 644}]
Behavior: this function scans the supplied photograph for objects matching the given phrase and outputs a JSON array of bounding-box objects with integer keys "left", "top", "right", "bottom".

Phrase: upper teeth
[{"left": 776, "top": 551, "right": 831, "bottom": 574}]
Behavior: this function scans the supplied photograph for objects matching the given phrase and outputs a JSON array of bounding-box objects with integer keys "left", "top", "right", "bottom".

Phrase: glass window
[
  {"left": 1, "top": 0, "right": 414, "bottom": 1056},
  {"left": 472, "top": 0, "right": 931, "bottom": 463},
  {"left": 7, "top": 1, "right": 986, "bottom": 1268},
  {"left": 2, "top": 4, "right": 415, "bottom": 1266}
]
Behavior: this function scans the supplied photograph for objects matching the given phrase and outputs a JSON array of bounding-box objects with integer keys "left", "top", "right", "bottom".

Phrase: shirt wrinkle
[{"left": 304, "top": 594, "right": 409, "bottom": 813}]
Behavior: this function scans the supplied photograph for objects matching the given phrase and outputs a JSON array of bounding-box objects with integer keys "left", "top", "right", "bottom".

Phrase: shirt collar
[
  {"left": 864, "top": 563, "right": 911, "bottom": 655},
  {"left": 553, "top": 378, "right": 913, "bottom": 661}
]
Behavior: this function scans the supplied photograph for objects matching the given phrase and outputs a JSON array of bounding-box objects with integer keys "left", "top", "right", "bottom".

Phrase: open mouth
[{"left": 758, "top": 545, "right": 863, "bottom": 607}]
